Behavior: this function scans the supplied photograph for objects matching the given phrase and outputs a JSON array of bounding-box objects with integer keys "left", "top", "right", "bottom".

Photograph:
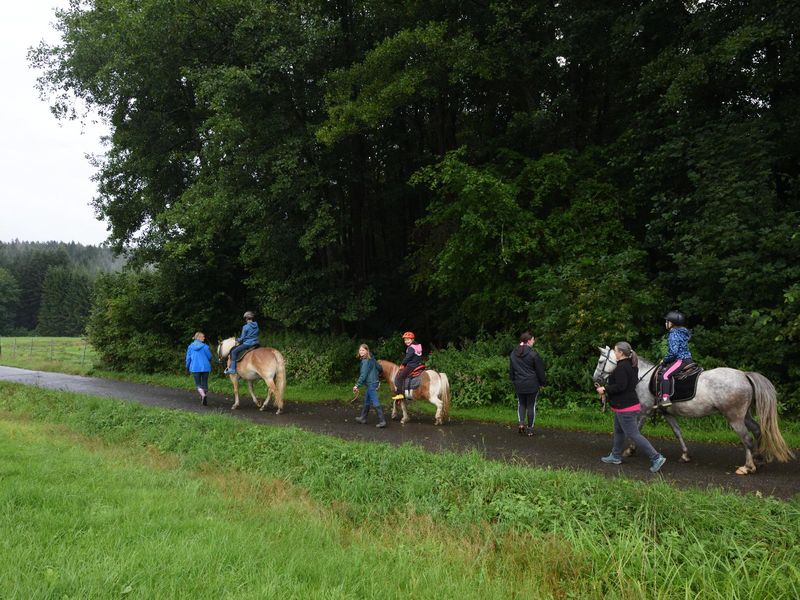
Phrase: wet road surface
[{"left": 1, "top": 365, "right": 797, "bottom": 499}]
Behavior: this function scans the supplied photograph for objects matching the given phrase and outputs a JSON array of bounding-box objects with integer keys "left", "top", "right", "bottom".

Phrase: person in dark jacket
[
  {"left": 658, "top": 310, "right": 694, "bottom": 407},
  {"left": 595, "top": 342, "right": 666, "bottom": 473},
  {"left": 185, "top": 331, "right": 213, "bottom": 405},
  {"left": 509, "top": 332, "right": 546, "bottom": 436},
  {"left": 352, "top": 343, "right": 386, "bottom": 428},
  {"left": 224, "top": 310, "right": 260, "bottom": 374},
  {"left": 392, "top": 331, "right": 423, "bottom": 400}
]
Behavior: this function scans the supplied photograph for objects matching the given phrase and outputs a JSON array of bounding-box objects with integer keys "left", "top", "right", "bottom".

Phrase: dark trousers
[
  {"left": 517, "top": 392, "right": 539, "bottom": 428},
  {"left": 192, "top": 372, "right": 209, "bottom": 392},
  {"left": 394, "top": 365, "right": 414, "bottom": 393},
  {"left": 229, "top": 343, "right": 255, "bottom": 369}
]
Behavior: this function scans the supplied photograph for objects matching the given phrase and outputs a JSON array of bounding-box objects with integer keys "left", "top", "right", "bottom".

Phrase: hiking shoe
[
  {"left": 650, "top": 455, "right": 667, "bottom": 473},
  {"left": 601, "top": 454, "right": 623, "bottom": 465}
]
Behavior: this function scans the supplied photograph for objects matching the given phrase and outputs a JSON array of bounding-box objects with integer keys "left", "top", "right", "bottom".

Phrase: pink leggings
[{"left": 661, "top": 359, "right": 683, "bottom": 397}]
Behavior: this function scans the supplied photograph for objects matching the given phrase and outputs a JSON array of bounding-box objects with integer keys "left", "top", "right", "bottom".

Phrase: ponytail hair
[
  {"left": 516, "top": 332, "right": 533, "bottom": 356},
  {"left": 615, "top": 341, "right": 638, "bottom": 368}
]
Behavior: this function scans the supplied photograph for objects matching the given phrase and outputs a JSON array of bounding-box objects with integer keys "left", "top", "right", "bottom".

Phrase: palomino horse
[
  {"left": 217, "top": 338, "right": 286, "bottom": 413},
  {"left": 593, "top": 346, "right": 795, "bottom": 475},
  {"left": 378, "top": 360, "right": 451, "bottom": 425}
]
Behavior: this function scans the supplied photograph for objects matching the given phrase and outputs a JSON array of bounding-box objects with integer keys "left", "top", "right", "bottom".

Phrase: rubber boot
[
  {"left": 376, "top": 405, "right": 387, "bottom": 428},
  {"left": 355, "top": 405, "right": 369, "bottom": 424}
]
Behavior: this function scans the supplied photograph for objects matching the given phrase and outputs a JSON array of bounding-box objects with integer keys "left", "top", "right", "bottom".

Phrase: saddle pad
[
  {"left": 237, "top": 345, "right": 260, "bottom": 360},
  {"left": 649, "top": 363, "right": 703, "bottom": 403}
]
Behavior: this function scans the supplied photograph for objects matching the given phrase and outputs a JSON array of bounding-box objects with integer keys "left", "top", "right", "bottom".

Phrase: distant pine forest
[{"left": 0, "top": 241, "right": 124, "bottom": 336}]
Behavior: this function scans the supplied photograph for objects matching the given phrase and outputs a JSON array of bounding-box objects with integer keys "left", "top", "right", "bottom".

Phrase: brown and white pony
[
  {"left": 217, "top": 338, "right": 286, "bottom": 413},
  {"left": 378, "top": 360, "right": 451, "bottom": 425}
]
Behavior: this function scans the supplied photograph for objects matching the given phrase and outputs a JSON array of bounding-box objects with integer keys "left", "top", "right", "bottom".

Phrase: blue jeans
[
  {"left": 192, "top": 372, "right": 209, "bottom": 391},
  {"left": 229, "top": 343, "right": 255, "bottom": 371},
  {"left": 362, "top": 382, "right": 380, "bottom": 409},
  {"left": 610, "top": 410, "right": 659, "bottom": 461}
]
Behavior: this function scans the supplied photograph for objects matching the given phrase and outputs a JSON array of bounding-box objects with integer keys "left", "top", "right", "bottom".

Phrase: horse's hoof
[
  {"left": 275, "top": 409, "right": 282, "bottom": 415},
  {"left": 259, "top": 406, "right": 265, "bottom": 412},
  {"left": 680, "top": 454, "right": 691, "bottom": 463},
  {"left": 231, "top": 406, "right": 239, "bottom": 410},
  {"left": 735, "top": 465, "right": 754, "bottom": 476},
  {"left": 401, "top": 418, "right": 410, "bottom": 424}
]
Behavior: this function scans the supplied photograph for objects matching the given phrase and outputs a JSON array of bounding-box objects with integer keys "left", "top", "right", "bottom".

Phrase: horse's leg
[
  {"left": 230, "top": 376, "right": 240, "bottom": 410},
  {"left": 662, "top": 413, "right": 691, "bottom": 462},
  {"left": 428, "top": 381, "right": 444, "bottom": 426},
  {"left": 744, "top": 410, "right": 763, "bottom": 463},
  {"left": 391, "top": 399, "right": 400, "bottom": 420},
  {"left": 246, "top": 380, "right": 260, "bottom": 408},
  {"left": 264, "top": 377, "right": 280, "bottom": 414},
  {"left": 728, "top": 417, "right": 758, "bottom": 475},
  {"left": 400, "top": 399, "right": 410, "bottom": 424}
]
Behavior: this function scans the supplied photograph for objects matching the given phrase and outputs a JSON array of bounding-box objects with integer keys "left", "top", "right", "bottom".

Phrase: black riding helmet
[{"left": 664, "top": 310, "right": 686, "bottom": 327}]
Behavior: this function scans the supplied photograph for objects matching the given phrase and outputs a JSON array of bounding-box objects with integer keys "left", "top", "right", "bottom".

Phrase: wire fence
[{"left": 0, "top": 337, "right": 97, "bottom": 368}]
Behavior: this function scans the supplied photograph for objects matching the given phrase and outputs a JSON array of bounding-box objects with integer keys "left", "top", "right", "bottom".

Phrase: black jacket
[
  {"left": 509, "top": 345, "right": 546, "bottom": 394},
  {"left": 604, "top": 358, "right": 639, "bottom": 409}
]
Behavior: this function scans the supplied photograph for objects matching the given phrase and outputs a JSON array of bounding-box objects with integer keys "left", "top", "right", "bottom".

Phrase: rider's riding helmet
[
  {"left": 663, "top": 310, "right": 686, "bottom": 327},
  {"left": 243, "top": 310, "right": 255, "bottom": 320},
  {"left": 401, "top": 331, "right": 415, "bottom": 340}
]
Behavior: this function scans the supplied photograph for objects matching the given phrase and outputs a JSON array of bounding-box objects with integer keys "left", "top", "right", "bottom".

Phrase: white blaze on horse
[
  {"left": 378, "top": 360, "right": 451, "bottom": 425},
  {"left": 593, "top": 346, "right": 795, "bottom": 475},
  {"left": 217, "top": 338, "right": 286, "bottom": 413}
]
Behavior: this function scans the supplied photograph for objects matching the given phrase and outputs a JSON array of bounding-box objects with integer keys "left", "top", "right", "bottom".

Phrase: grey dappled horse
[{"left": 593, "top": 346, "right": 795, "bottom": 475}]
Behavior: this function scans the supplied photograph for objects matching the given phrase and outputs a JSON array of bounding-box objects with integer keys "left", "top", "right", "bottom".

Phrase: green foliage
[
  {"left": 32, "top": 0, "right": 800, "bottom": 410},
  {"left": 0, "top": 268, "right": 20, "bottom": 335},
  {"left": 36, "top": 267, "right": 94, "bottom": 336}
]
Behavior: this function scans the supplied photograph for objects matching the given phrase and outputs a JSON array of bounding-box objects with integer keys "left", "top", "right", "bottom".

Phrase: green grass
[
  {"left": 2, "top": 336, "right": 799, "bottom": 447},
  {"left": 1, "top": 381, "right": 798, "bottom": 599}
]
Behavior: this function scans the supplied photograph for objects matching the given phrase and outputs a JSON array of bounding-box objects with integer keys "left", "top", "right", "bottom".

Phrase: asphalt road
[{"left": 1, "top": 365, "right": 797, "bottom": 499}]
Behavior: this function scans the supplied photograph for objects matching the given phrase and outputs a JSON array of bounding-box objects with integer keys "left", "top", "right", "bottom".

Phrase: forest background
[{"left": 14, "top": 0, "right": 800, "bottom": 411}]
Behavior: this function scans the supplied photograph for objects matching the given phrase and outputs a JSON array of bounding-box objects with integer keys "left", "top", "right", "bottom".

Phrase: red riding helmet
[{"left": 401, "top": 331, "right": 415, "bottom": 339}]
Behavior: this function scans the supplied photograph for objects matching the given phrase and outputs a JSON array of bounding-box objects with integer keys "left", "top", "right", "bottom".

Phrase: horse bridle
[{"left": 595, "top": 346, "right": 659, "bottom": 385}]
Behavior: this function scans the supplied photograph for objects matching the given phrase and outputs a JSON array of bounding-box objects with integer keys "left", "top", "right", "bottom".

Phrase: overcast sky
[{"left": 0, "top": 2, "right": 110, "bottom": 246}]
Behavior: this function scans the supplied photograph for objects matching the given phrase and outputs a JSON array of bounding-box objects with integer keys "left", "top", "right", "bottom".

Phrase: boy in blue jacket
[{"left": 224, "top": 311, "right": 260, "bottom": 374}]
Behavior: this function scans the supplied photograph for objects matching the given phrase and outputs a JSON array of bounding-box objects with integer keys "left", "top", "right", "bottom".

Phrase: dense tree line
[
  {"left": 32, "top": 1, "right": 800, "bottom": 408},
  {"left": 0, "top": 242, "right": 122, "bottom": 335}
]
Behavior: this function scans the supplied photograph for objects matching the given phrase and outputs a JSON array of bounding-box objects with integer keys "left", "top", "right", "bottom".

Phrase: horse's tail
[
  {"left": 746, "top": 372, "right": 795, "bottom": 463},
  {"left": 273, "top": 349, "right": 287, "bottom": 410},
  {"left": 439, "top": 372, "right": 451, "bottom": 423}
]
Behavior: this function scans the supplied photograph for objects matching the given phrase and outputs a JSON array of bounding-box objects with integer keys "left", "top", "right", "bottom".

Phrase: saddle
[
  {"left": 236, "top": 344, "right": 260, "bottom": 361},
  {"left": 400, "top": 364, "right": 427, "bottom": 398},
  {"left": 649, "top": 361, "right": 704, "bottom": 403}
]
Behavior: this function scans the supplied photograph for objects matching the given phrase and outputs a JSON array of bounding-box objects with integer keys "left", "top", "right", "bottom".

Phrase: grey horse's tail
[{"left": 746, "top": 372, "right": 795, "bottom": 463}]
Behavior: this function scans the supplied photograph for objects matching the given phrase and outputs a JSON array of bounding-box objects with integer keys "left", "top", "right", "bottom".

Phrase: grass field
[
  {"left": 0, "top": 381, "right": 798, "bottom": 599},
  {"left": 2, "top": 336, "right": 799, "bottom": 447}
]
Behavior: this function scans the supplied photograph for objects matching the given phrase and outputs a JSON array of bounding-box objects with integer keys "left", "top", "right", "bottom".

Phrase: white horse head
[
  {"left": 217, "top": 337, "right": 237, "bottom": 359},
  {"left": 592, "top": 345, "right": 618, "bottom": 384}
]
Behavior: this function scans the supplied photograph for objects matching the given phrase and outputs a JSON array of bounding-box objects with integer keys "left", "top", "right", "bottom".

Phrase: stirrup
[{"left": 658, "top": 397, "right": 672, "bottom": 407}]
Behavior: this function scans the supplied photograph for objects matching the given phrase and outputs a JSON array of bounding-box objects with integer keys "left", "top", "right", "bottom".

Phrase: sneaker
[
  {"left": 391, "top": 394, "right": 404, "bottom": 401},
  {"left": 658, "top": 397, "right": 672, "bottom": 408},
  {"left": 526, "top": 427, "right": 535, "bottom": 437},
  {"left": 224, "top": 368, "right": 236, "bottom": 375},
  {"left": 376, "top": 421, "right": 386, "bottom": 428},
  {"left": 518, "top": 425, "right": 526, "bottom": 435},
  {"left": 601, "top": 454, "right": 623, "bottom": 465},
  {"left": 650, "top": 455, "right": 667, "bottom": 473}
]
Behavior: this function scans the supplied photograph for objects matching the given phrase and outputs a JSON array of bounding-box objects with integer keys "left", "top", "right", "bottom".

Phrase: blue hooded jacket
[
  {"left": 186, "top": 340, "right": 213, "bottom": 373},
  {"left": 664, "top": 327, "right": 692, "bottom": 364},
  {"left": 237, "top": 321, "right": 260, "bottom": 346}
]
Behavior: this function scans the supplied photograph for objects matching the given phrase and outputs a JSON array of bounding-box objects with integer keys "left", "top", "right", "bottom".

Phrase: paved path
[{"left": 1, "top": 366, "right": 797, "bottom": 499}]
